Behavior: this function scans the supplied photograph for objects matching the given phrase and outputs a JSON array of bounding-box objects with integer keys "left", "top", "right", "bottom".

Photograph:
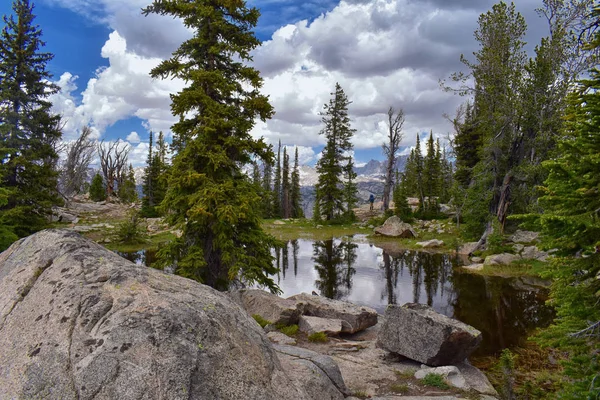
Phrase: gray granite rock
[
  {"left": 299, "top": 315, "right": 343, "bottom": 335},
  {"left": 289, "top": 293, "right": 377, "bottom": 334},
  {"left": 376, "top": 303, "right": 482, "bottom": 366},
  {"left": 374, "top": 216, "right": 417, "bottom": 238},
  {"left": 228, "top": 288, "right": 302, "bottom": 326},
  {"left": 0, "top": 230, "right": 312, "bottom": 400}
]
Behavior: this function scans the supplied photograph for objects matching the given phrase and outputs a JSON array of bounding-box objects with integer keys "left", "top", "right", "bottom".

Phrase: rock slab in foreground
[
  {"left": 289, "top": 293, "right": 378, "bottom": 334},
  {"left": 0, "top": 229, "right": 315, "bottom": 400},
  {"left": 274, "top": 344, "right": 349, "bottom": 398},
  {"left": 376, "top": 303, "right": 482, "bottom": 366},
  {"left": 228, "top": 288, "right": 302, "bottom": 326},
  {"left": 374, "top": 216, "right": 417, "bottom": 238}
]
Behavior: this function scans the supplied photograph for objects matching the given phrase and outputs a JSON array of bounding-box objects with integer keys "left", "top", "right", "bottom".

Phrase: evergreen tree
[
  {"left": 273, "top": 140, "right": 282, "bottom": 218},
  {"left": 342, "top": 156, "right": 357, "bottom": 221},
  {"left": 143, "top": 0, "right": 279, "bottom": 292},
  {"left": 414, "top": 134, "right": 425, "bottom": 209},
  {"left": 89, "top": 173, "right": 106, "bottom": 202},
  {"left": 314, "top": 83, "right": 356, "bottom": 221},
  {"left": 261, "top": 159, "right": 274, "bottom": 218},
  {"left": 402, "top": 149, "right": 418, "bottom": 196},
  {"left": 290, "top": 147, "right": 303, "bottom": 218},
  {"left": 423, "top": 131, "right": 441, "bottom": 214},
  {"left": 536, "top": 74, "right": 600, "bottom": 400},
  {"left": 281, "top": 146, "right": 290, "bottom": 218},
  {"left": 0, "top": 0, "right": 62, "bottom": 246},
  {"left": 439, "top": 145, "right": 453, "bottom": 204},
  {"left": 141, "top": 131, "right": 157, "bottom": 216},
  {"left": 393, "top": 175, "right": 413, "bottom": 222},
  {"left": 118, "top": 164, "right": 138, "bottom": 203},
  {"left": 252, "top": 161, "right": 261, "bottom": 187}
]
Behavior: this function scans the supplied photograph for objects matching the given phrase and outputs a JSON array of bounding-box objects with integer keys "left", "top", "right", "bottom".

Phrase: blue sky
[{"left": 1, "top": 0, "right": 551, "bottom": 166}]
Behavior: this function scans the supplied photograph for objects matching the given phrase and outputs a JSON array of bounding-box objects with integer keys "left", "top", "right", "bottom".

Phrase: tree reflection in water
[
  {"left": 118, "top": 241, "right": 554, "bottom": 357},
  {"left": 380, "top": 249, "right": 452, "bottom": 308},
  {"left": 312, "top": 239, "right": 357, "bottom": 300}
]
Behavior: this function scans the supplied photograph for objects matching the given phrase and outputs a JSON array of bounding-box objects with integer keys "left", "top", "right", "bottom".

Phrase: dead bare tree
[
  {"left": 97, "top": 140, "right": 130, "bottom": 199},
  {"left": 382, "top": 106, "right": 405, "bottom": 211},
  {"left": 61, "top": 126, "right": 96, "bottom": 197}
]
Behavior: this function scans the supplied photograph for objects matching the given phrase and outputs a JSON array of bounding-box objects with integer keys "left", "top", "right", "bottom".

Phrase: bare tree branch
[
  {"left": 98, "top": 140, "right": 130, "bottom": 199},
  {"left": 60, "top": 126, "right": 96, "bottom": 197},
  {"left": 382, "top": 106, "right": 405, "bottom": 211}
]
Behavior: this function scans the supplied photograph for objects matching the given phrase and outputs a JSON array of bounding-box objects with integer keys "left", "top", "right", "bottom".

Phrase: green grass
[
  {"left": 394, "top": 368, "right": 416, "bottom": 379},
  {"left": 307, "top": 332, "right": 328, "bottom": 343},
  {"left": 278, "top": 324, "right": 299, "bottom": 336},
  {"left": 252, "top": 314, "right": 272, "bottom": 328},
  {"left": 390, "top": 383, "right": 409, "bottom": 394},
  {"left": 422, "top": 373, "right": 450, "bottom": 390},
  {"left": 263, "top": 218, "right": 367, "bottom": 241}
]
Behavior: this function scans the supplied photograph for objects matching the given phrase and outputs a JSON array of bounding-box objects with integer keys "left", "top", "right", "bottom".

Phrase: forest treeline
[{"left": 0, "top": 0, "right": 598, "bottom": 397}]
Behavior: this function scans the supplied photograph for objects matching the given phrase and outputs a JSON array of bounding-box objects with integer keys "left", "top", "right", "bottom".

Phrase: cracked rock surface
[{"left": 0, "top": 229, "right": 316, "bottom": 400}]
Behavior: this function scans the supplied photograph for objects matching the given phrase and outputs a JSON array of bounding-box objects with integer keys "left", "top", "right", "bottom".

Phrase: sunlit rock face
[{"left": 0, "top": 229, "right": 318, "bottom": 400}]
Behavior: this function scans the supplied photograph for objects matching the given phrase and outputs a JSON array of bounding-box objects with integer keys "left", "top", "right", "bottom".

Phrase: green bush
[
  {"left": 115, "top": 212, "right": 147, "bottom": 245},
  {"left": 89, "top": 173, "right": 106, "bottom": 202},
  {"left": 252, "top": 314, "right": 271, "bottom": 328},
  {"left": 278, "top": 324, "right": 299, "bottom": 336},
  {"left": 307, "top": 332, "right": 328, "bottom": 343},
  {"left": 422, "top": 373, "right": 449, "bottom": 390}
]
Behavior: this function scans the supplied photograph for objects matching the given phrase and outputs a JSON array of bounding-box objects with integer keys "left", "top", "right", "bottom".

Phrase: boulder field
[{"left": 0, "top": 230, "right": 497, "bottom": 399}]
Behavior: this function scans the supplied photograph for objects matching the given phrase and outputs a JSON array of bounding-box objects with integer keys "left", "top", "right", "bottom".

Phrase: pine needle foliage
[
  {"left": 0, "top": 0, "right": 62, "bottom": 248},
  {"left": 534, "top": 25, "right": 600, "bottom": 394},
  {"left": 314, "top": 83, "right": 356, "bottom": 222},
  {"left": 143, "top": 0, "right": 279, "bottom": 293}
]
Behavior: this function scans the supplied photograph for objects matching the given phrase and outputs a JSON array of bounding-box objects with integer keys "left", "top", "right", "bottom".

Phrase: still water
[{"left": 118, "top": 237, "right": 554, "bottom": 357}]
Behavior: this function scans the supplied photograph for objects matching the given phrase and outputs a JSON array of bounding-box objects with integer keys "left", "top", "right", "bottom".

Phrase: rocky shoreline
[{"left": 0, "top": 230, "right": 499, "bottom": 399}]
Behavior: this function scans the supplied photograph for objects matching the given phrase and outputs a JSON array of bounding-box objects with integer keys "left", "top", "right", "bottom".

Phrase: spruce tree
[
  {"left": 314, "top": 83, "right": 356, "bottom": 221},
  {"left": 273, "top": 140, "right": 282, "bottom": 218},
  {"left": 141, "top": 131, "right": 157, "bottom": 216},
  {"left": 423, "top": 131, "right": 440, "bottom": 213},
  {"left": 290, "top": 147, "right": 303, "bottom": 218},
  {"left": 118, "top": 164, "right": 138, "bottom": 203},
  {"left": 143, "top": 0, "right": 279, "bottom": 292},
  {"left": 261, "top": 159, "right": 273, "bottom": 218},
  {"left": 393, "top": 176, "right": 413, "bottom": 222},
  {"left": 536, "top": 65, "right": 600, "bottom": 400},
  {"left": 414, "top": 134, "right": 425, "bottom": 210},
  {"left": 342, "top": 156, "right": 357, "bottom": 221},
  {"left": 0, "top": 0, "right": 62, "bottom": 246},
  {"left": 281, "top": 147, "right": 290, "bottom": 218},
  {"left": 89, "top": 173, "right": 106, "bottom": 202}
]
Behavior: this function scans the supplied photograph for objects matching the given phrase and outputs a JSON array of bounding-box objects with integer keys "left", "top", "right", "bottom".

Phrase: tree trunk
[
  {"left": 496, "top": 174, "right": 512, "bottom": 234},
  {"left": 382, "top": 156, "right": 394, "bottom": 211}
]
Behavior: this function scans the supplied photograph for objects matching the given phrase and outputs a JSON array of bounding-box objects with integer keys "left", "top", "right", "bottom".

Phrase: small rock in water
[{"left": 463, "top": 263, "right": 484, "bottom": 271}]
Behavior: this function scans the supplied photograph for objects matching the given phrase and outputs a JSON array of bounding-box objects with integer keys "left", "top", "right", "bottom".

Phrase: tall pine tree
[
  {"left": 281, "top": 146, "right": 290, "bottom": 218},
  {"left": 314, "top": 83, "right": 356, "bottom": 221},
  {"left": 290, "top": 147, "right": 303, "bottom": 218},
  {"left": 0, "top": 0, "right": 62, "bottom": 249},
  {"left": 273, "top": 139, "right": 282, "bottom": 218},
  {"left": 143, "top": 0, "right": 279, "bottom": 292}
]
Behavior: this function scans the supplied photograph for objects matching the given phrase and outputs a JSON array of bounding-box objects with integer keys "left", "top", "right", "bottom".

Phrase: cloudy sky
[{"left": 0, "top": 0, "right": 550, "bottom": 166}]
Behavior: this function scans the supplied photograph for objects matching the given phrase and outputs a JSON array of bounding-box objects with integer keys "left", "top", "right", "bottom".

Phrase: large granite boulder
[
  {"left": 0, "top": 230, "right": 317, "bottom": 400},
  {"left": 484, "top": 253, "right": 520, "bottom": 266},
  {"left": 374, "top": 216, "right": 417, "bottom": 238},
  {"left": 376, "top": 303, "right": 482, "bottom": 366},
  {"left": 228, "top": 288, "right": 302, "bottom": 326},
  {"left": 289, "top": 293, "right": 378, "bottom": 334}
]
